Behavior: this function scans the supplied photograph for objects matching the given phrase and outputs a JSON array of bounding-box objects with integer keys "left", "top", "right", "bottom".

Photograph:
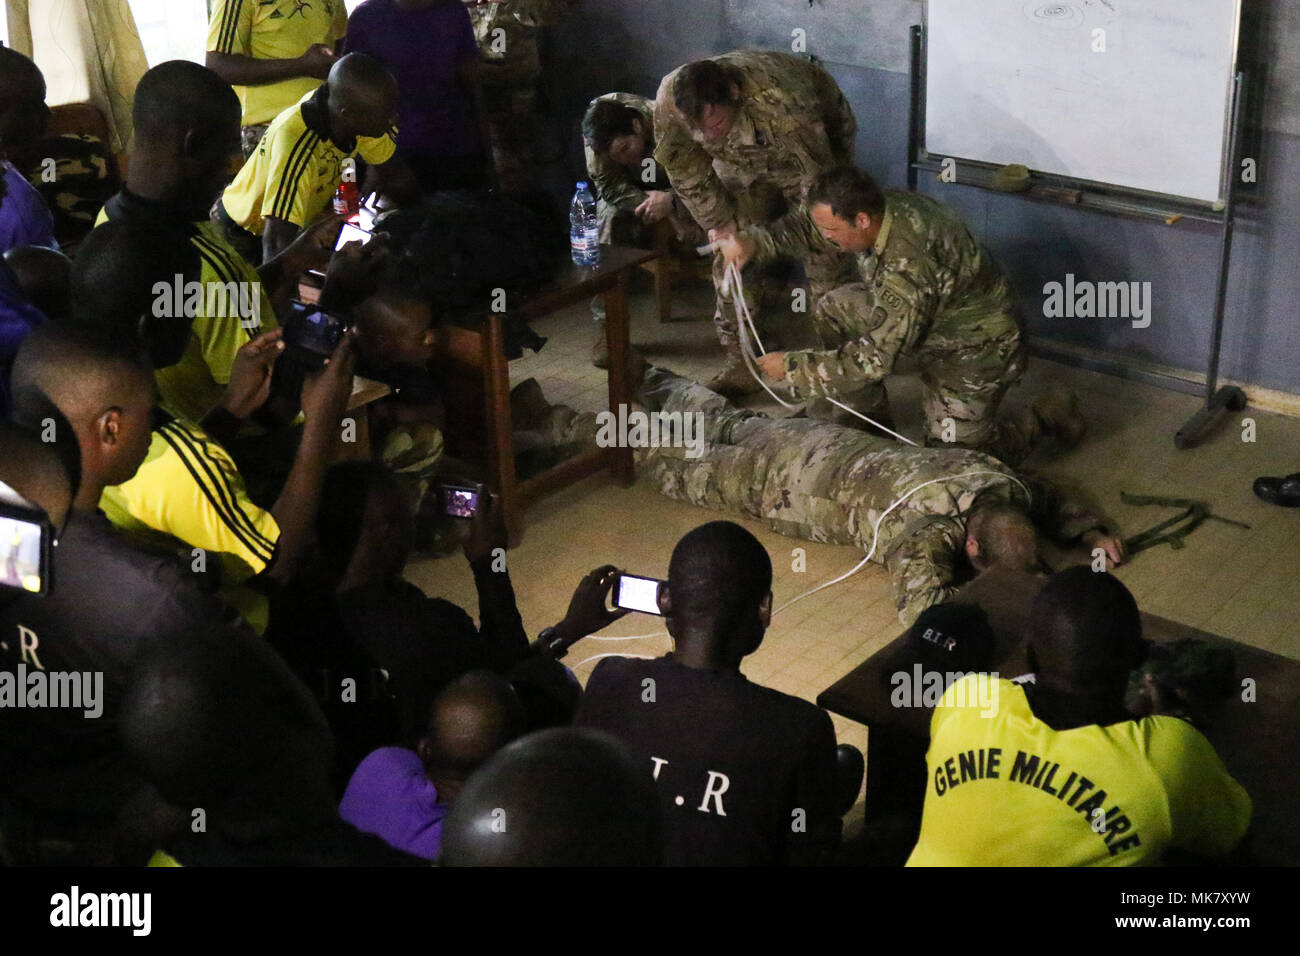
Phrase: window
[{"left": 127, "top": 0, "right": 210, "bottom": 66}]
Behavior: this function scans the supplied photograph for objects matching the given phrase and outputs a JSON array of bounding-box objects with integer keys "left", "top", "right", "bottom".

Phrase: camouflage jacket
[
  {"left": 466, "top": 0, "right": 577, "bottom": 83},
  {"left": 749, "top": 189, "right": 1020, "bottom": 399},
  {"left": 638, "top": 368, "right": 1104, "bottom": 626},
  {"left": 584, "top": 92, "right": 656, "bottom": 212},
  {"left": 653, "top": 50, "right": 856, "bottom": 232}
]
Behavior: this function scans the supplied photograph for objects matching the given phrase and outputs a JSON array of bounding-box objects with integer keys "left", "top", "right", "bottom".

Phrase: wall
[{"left": 545, "top": 0, "right": 1300, "bottom": 397}]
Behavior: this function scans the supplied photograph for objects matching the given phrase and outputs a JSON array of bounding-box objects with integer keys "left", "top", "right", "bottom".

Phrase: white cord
[
  {"left": 721, "top": 258, "right": 921, "bottom": 447},
  {"left": 571, "top": 651, "right": 658, "bottom": 668}
]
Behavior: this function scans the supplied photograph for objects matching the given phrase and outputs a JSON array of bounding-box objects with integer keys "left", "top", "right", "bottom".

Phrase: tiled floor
[{"left": 406, "top": 268, "right": 1300, "bottom": 811}]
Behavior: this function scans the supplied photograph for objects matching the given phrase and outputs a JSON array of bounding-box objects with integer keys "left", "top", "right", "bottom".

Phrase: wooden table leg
[
  {"left": 604, "top": 271, "right": 635, "bottom": 484},
  {"left": 485, "top": 314, "right": 520, "bottom": 538}
]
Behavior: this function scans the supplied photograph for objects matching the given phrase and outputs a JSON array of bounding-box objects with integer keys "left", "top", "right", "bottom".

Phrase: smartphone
[
  {"left": 284, "top": 300, "right": 348, "bottom": 368},
  {"left": 0, "top": 503, "right": 52, "bottom": 596},
  {"left": 441, "top": 484, "right": 480, "bottom": 519},
  {"left": 615, "top": 573, "right": 665, "bottom": 615},
  {"left": 297, "top": 269, "right": 326, "bottom": 306},
  {"left": 334, "top": 220, "right": 373, "bottom": 251}
]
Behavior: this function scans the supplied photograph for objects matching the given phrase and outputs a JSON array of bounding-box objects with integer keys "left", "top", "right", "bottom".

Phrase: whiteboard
[{"left": 924, "top": 0, "right": 1241, "bottom": 204}]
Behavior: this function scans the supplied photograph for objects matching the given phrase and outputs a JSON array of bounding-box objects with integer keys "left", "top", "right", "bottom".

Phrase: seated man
[
  {"left": 532, "top": 362, "right": 1123, "bottom": 625},
  {"left": 218, "top": 53, "right": 417, "bottom": 264},
  {"left": 339, "top": 671, "right": 526, "bottom": 860},
  {"left": 352, "top": 285, "right": 444, "bottom": 516},
  {"left": 907, "top": 568, "right": 1251, "bottom": 866},
  {"left": 575, "top": 521, "right": 844, "bottom": 866},
  {"left": 75, "top": 219, "right": 357, "bottom": 633},
  {"left": 0, "top": 48, "right": 57, "bottom": 255},
  {"left": 581, "top": 93, "right": 703, "bottom": 367},
  {"left": 720, "top": 165, "right": 1083, "bottom": 463},
  {"left": 441, "top": 727, "right": 663, "bottom": 866},
  {"left": 206, "top": 0, "right": 346, "bottom": 157},
  {"left": 271, "top": 461, "right": 582, "bottom": 763},
  {"left": 119, "top": 621, "right": 423, "bottom": 867},
  {"left": 98, "top": 60, "right": 338, "bottom": 427},
  {"left": 3, "top": 325, "right": 248, "bottom": 858}
]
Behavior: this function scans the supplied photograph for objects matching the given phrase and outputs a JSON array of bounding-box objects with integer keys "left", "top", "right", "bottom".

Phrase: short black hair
[
  {"left": 673, "top": 59, "right": 743, "bottom": 123},
  {"left": 808, "top": 166, "right": 887, "bottom": 222},
  {"left": 132, "top": 59, "right": 239, "bottom": 143},
  {"left": 69, "top": 218, "right": 201, "bottom": 365},
  {"left": 667, "top": 520, "right": 772, "bottom": 625},
  {"left": 1027, "top": 567, "right": 1143, "bottom": 693},
  {"left": 582, "top": 99, "right": 643, "bottom": 155}
]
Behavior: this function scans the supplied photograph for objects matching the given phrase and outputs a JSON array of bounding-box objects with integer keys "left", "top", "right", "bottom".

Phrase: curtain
[{"left": 4, "top": 0, "right": 150, "bottom": 153}]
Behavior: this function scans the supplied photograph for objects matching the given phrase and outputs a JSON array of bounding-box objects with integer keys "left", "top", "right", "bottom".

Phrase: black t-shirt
[
  {"left": 0, "top": 510, "right": 246, "bottom": 822},
  {"left": 574, "top": 654, "right": 841, "bottom": 866}
]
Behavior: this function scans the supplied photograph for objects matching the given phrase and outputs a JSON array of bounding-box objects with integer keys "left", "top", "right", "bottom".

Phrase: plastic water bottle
[{"left": 570, "top": 182, "right": 600, "bottom": 266}]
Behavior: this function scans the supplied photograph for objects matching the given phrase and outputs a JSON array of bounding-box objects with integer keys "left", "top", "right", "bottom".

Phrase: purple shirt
[
  {"left": 0, "top": 261, "right": 47, "bottom": 418},
  {"left": 0, "top": 162, "right": 57, "bottom": 255},
  {"left": 344, "top": 0, "right": 482, "bottom": 157},
  {"left": 339, "top": 746, "right": 447, "bottom": 861}
]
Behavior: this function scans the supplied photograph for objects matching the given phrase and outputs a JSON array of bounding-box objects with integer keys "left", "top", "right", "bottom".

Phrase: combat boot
[
  {"left": 706, "top": 350, "right": 763, "bottom": 398},
  {"left": 1031, "top": 386, "right": 1087, "bottom": 447},
  {"left": 509, "top": 378, "right": 550, "bottom": 431}
]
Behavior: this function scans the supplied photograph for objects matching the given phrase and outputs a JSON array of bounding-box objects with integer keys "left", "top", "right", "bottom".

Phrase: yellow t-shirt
[
  {"left": 906, "top": 675, "right": 1251, "bottom": 866},
  {"left": 95, "top": 208, "right": 279, "bottom": 423},
  {"left": 207, "top": 0, "right": 349, "bottom": 128},
  {"left": 99, "top": 412, "right": 281, "bottom": 633},
  {"left": 221, "top": 87, "right": 396, "bottom": 235}
]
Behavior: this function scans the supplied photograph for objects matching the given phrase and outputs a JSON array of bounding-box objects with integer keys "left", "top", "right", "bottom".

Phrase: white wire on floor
[{"left": 573, "top": 250, "right": 1029, "bottom": 657}]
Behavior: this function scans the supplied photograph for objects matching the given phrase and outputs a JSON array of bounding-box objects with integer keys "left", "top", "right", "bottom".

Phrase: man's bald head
[
  {"left": 354, "top": 286, "right": 435, "bottom": 368},
  {"left": 665, "top": 520, "right": 772, "bottom": 661},
  {"left": 1027, "top": 567, "right": 1144, "bottom": 697},
  {"left": 418, "top": 671, "right": 526, "bottom": 799},
  {"left": 328, "top": 54, "right": 399, "bottom": 138},
  {"left": 440, "top": 728, "right": 663, "bottom": 866}
]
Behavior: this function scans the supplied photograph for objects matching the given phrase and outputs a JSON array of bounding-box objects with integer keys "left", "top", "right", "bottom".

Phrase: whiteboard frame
[{"left": 915, "top": 0, "right": 1243, "bottom": 221}]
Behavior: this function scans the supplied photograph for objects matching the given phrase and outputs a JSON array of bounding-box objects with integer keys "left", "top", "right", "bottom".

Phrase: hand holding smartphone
[
  {"left": 0, "top": 502, "right": 52, "bottom": 596},
  {"left": 613, "top": 573, "right": 666, "bottom": 616}
]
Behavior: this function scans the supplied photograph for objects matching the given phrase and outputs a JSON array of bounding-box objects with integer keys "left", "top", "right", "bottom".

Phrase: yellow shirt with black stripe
[
  {"left": 207, "top": 0, "right": 349, "bottom": 128},
  {"left": 221, "top": 86, "right": 396, "bottom": 235},
  {"left": 99, "top": 411, "right": 281, "bottom": 633},
  {"left": 95, "top": 208, "right": 279, "bottom": 424}
]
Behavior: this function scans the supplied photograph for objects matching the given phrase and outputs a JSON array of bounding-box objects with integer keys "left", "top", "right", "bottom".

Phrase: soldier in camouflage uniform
[
  {"left": 581, "top": 92, "right": 704, "bottom": 366},
  {"left": 723, "top": 165, "right": 1083, "bottom": 465},
  {"left": 654, "top": 50, "right": 860, "bottom": 396},
  {"left": 635, "top": 366, "right": 1117, "bottom": 625},
  {"left": 528, "top": 363, "right": 1121, "bottom": 626},
  {"left": 464, "top": 0, "right": 578, "bottom": 192}
]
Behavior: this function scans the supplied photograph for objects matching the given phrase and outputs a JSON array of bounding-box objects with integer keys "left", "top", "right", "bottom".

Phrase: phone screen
[
  {"left": 616, "top": 574, "right": 663, "bottom": 615},
  {"left": 335, "top": 221, "right": 373, "bottom": 251},
  {"left": 287, "top": 301, "right": 347, "bottom": 357},
  {"left": 0, "top": 508, "right": 49, "bottom": 595},
  {"left": 442, "top": 485, "right": 479, "bottom": 519}
]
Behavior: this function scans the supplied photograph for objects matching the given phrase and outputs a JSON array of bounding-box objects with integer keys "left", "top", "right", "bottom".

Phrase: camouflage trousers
[
  {"left": 810, "top": 287, "right": 1034, "bottom": 466},
  {"left": 634, "top": 365, "right": 1019, "bottom": 554},
  {"left": 378, "top": 421, "right": 445, "bottom": 516},
  {"left": 241, "top": 125, "right": 270, "bottom": 159}
]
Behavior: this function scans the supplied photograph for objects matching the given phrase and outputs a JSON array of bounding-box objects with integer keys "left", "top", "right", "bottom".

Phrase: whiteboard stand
[
  {"left": 1174, "top": 72, "right": 1248, "bottom": 450},
  {"left": 905, "top": 25, "right": 1248, "bottom": 450}
]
